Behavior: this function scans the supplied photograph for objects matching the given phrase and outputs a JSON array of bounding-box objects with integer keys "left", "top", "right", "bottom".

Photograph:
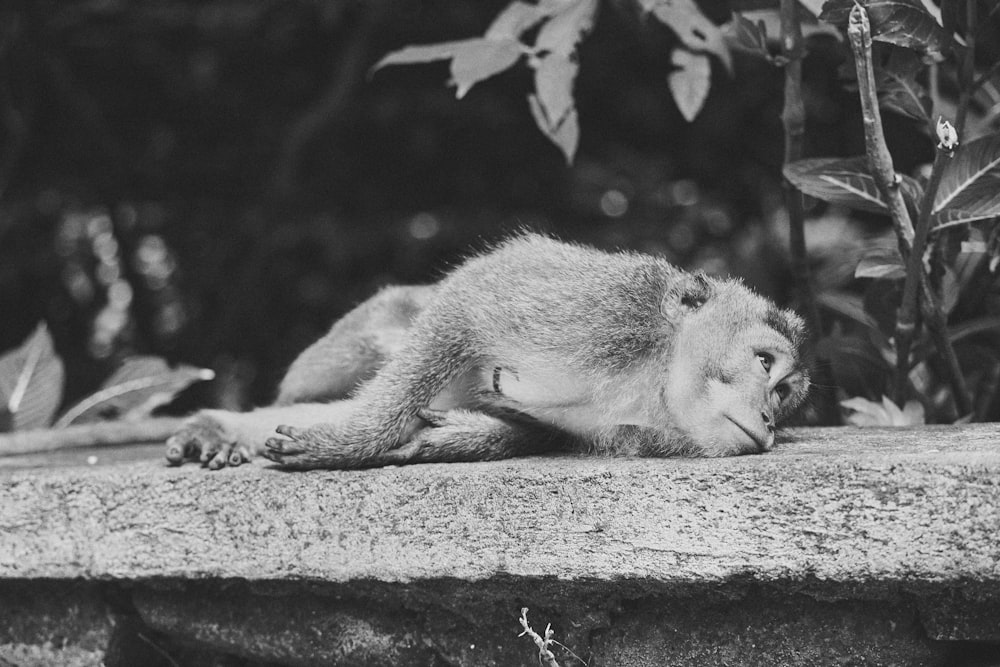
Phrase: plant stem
[
  {"left": 779, "top": 0, "right": 821, "bottom": 337},
  {"left": 848, "top": 4, "right": 916, "bottom": 404},
  {"left": 849, "top": 3, "right": 973, "bottom": 415},
  {"left": 955, "top": 0, "right": 977, "bottom": 138},
  {"left": 847, "top": 6, "right": 915, "bottom": 248},
  {"left": 894, "top": 149, "right": 946, "bottom": 405}
]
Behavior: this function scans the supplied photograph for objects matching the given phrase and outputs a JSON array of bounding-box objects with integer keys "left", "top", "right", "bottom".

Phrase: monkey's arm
[
  {"left": 266, "top": 407, "right": 565, "bottom": 468},
  {"left": 166, "top": 401, "right": 359, "bottom": 469}
]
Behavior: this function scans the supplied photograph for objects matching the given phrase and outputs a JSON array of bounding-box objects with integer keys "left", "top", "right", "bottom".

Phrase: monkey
[{"left": 165, "top": 233, "right": 810, "bottom": 470}]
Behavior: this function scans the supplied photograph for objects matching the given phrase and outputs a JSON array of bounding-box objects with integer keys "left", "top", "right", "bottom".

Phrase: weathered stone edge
[{"left": 2, "top": 425, "right": 998, "bottom": 586}]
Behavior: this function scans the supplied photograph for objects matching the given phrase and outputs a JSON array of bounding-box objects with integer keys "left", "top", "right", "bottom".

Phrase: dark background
[{"left": 0, "top": 0, "right": 918, "bottom": 411}]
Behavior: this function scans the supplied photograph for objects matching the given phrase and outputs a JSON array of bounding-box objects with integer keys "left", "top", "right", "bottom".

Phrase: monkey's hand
[{"left": 165, "top": 412, "right": 252, "bottom": 470}]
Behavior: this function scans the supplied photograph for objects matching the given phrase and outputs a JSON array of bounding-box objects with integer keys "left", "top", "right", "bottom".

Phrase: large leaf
[
  {"left": 796, "top": 0, "right": 826, "bottom": 16},
  {"left": 372, "top": 39, "right": 479, "bottom": 72},
  {"left": 486, "top": 1, "right": 550, "bottom": 40},
  {"left": 932, "top": 133, "right": 1000, "bottom": 229},
  {"left": 640, "top": 0, "right": 733, "bottom": 72},
  {"left": 783, "top": 157, "right": 924, "bottom": 214},
  {"left": 372, "top": 38, "right": 523, "bottom": 100},
  {"left": 820, "top": 0, "right": 947, "bottom": 59},
  {"left": 535, "top": 0, "right": 598, "bottom": 57},
  {"left": 855, "top": 246, "right": 905, "bottom": 279},
  {"left": 54, "top": 356, "right": 214, "bottom": 427},
  {"left": 528, "top": 90, "right": 579, "bottom": 165},
  {"left": 450, "top": 39, "right": 523, "bottom": 99},
  {"left": 875, "top": 48, "right": 932, "bottom": 124},
  {"left": 533, "top": 53, "right": 577, "bottom": 130},
  {"left": 668, "top": 48, "right": 711, "bottom": 122},
  {"left": 0, "top": 323, "right": 65, "bottom": 431}
]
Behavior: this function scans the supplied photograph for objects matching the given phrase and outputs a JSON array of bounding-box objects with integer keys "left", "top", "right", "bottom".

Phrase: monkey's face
[{"left": 662, "top": 281, "right": 810, "bottom": 457}]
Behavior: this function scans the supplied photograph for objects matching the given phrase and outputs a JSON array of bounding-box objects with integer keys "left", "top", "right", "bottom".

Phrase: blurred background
[{"left": 0, "top": 0, "right": 935, "bottom": 413}]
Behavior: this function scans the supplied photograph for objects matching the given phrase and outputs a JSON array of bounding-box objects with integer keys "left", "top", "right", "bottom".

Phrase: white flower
[{"left": 936, "top": 117, "right": 958, "bottom": 152}]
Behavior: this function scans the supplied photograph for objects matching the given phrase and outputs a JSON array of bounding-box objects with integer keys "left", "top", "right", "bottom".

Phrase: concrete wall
[{"left": 2, "top": 424, "right": 999, "bottom": 666}]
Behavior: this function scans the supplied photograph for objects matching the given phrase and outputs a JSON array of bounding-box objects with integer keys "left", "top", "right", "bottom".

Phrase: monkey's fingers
[{"left": 164, "top": 434, "right": 193, "bottom": 466}]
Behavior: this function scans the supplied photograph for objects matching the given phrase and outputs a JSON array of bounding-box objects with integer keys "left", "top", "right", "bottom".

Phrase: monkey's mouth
[{"left": 725, "top": 416, "right": 768, "bottom": 453}]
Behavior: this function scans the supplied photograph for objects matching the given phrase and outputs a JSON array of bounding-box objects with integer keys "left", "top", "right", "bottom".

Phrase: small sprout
[
  {"left": 517, "top": 608, "right": 588, "bottom": 667},
  {"left": 936, "top": 117, "right": 958, "bottom": 153},
  {"left": 518, "top": 607, "right": 560, "bottom": 667}
]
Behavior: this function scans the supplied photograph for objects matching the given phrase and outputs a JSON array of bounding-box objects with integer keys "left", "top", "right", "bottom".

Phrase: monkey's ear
[
  {"left": 680, "top": 272, "right": 711, "bottom": 310},
  {"left": 662, "top": 272, "right": 711, "bottom": 319}
]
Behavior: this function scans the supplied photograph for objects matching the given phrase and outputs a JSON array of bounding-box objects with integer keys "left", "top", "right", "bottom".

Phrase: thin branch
[
  {"left": 270, "top": 1, "right": 387, "bottom": 200},
  {"left": 894, "top": 146, "right": 946, "bottom": 405},
  {"left": 847, "top": 6, "right": 915, "bottom": 247},
  {"left": 848, "top": 4, "right": 917, "bottom": 404},
  {"left": 779, "top": 0, "right": 820, "bottom": 335},
  {"left": 518, "top": 608, "right": 561, "bottom": 667},
  {"left": 954, "top": 0, "right": 977, "bottom": 138}
]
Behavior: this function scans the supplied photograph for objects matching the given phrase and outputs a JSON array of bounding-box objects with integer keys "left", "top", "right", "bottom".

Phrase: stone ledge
[{"left": 2, "top": 424, "right": 1000, "bottom": 666}]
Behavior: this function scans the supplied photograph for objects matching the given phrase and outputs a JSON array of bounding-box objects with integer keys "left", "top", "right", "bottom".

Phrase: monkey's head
[{"left": 662, "top": 276, "right": 810, "bottom": 456}]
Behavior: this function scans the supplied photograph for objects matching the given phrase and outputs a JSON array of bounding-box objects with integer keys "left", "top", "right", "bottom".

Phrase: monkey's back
[{"left": 432, "top": 234, "right": 686, "bottom": 374}]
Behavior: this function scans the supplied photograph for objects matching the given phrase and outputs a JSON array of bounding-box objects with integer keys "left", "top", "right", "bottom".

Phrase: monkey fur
[{"left": 166, "top": 234, "right": 810, "bottom": 470}]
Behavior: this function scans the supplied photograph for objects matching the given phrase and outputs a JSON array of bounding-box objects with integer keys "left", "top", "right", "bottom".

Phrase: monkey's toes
[{"left": 164, "top": 434, "right": 193, "bottom": 465}]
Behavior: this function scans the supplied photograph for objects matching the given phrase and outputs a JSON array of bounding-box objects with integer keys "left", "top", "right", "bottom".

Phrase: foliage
[
  {"left": 783, "top": 0, "right": 1000, "bottom": 423},
  {"left": 375, "top": 0, "right": 730, "bottom": 163},
  {"left": 0, "top": 324, "right": 213, "bottom": 433}
]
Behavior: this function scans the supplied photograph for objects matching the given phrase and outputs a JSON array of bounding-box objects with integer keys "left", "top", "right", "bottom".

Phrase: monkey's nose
[{"left": 762, "top": 411, "right": 776, "bottom": 431}]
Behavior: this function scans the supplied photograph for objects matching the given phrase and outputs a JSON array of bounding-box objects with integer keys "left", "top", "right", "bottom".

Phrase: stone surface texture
[{"left": 2, "top": 424, "right": 999, "bottom": 666}]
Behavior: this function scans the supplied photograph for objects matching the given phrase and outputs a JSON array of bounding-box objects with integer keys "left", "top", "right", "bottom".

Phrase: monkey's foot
[{"left": 165, "top": 412, "right": 250, "bottom": 470}]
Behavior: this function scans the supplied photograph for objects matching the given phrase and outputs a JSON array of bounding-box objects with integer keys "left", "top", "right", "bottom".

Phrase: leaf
[
  {"left": 451, "top": 39, "right": 523, "bottom": 99},
  {"left": 726, "top": 13, "right": 768, "bottom": 57},
  {"left": 54, "top": 356, "right": 214, "bottom": 428},
  {"left": 533, "top": 52, "right": 578, "bottom": 129},
  {"left": 536, "top": 0, "right": 599, "bottom": 57},
  {"left": 371, "top": 39, "right": 480, "bottom": 73},
  {"left": 876, "top": 48, "right": 932, "bottom": 123},
  {"left": 932, "top": 133, "right": 1000, "bottom": 229},
  {"left": 796, "top": 0, "right": 826, "bottom": 16},
  {"left": 529, "top": 92, "right": 579, "bottom": 165},
  {"left": 949, "top": 316, "right": 1000, "bottom": 344},
  {"left": 816, "top": 290, "right": 879, "bottom": 331},
  {"left": 0, "top": 323, "right": 65, "bottom": 431},
  {"left": 855, "top": 246, "right": 905, "bottom": 279},
  {"left": 783, "top": 157, "right": 924, "bottom": 214},
  {"left": 486, "top": 1, "right": 549, "bottom": 40},
  {"left": 841, "top": 395, "right": 925, "bottom": 426},
  {"left": 640, "top": 0, "right": 733, "bottom": 73},
  {"left": 820, "top": 0, "right": 947, "bottom": 59},
  {"left": 668, "top": 48, "right": 711, "bottom": 122}
]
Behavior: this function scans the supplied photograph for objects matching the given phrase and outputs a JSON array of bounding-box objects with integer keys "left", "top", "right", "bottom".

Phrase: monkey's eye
[
  {"left": 757, "top": 352, "right": 774, "bottom": 373},
  {"left": 775, "top": 382, "right": 790, "bottom": 402}
]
